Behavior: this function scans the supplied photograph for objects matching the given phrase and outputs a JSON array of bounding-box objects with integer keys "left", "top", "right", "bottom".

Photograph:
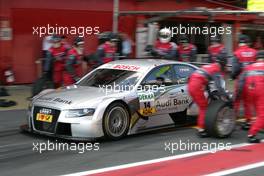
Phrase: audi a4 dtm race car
[{"left": 22, "top": 59, "right": 235, "bottom": 140}]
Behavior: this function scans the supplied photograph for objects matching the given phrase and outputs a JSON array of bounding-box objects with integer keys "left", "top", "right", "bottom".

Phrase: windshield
[{"left": 77, "top": 69, "right": 142, "bottom": 89}]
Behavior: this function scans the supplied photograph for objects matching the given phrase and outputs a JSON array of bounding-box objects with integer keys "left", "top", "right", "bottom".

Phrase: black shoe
[
  {"left": 197, "top": 129, "right": 209, "bottom": 138},
  {"left": 241, "top": 122, "right": 251, "bottom": 131},
  {"left": 248, "top": 135, "right": 260, "bottom": 143},
  {"left": 0, "top": 99, "right": 17, "bottom": 107}
]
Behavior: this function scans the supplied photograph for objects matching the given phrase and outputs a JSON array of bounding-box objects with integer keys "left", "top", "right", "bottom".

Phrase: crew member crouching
[{"left": 188, "top": 57, "right": 227, "bottom": 137}]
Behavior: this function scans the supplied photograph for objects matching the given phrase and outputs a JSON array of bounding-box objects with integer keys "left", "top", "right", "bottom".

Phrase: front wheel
[
  {"left": 205, "top": 100, "right": 236, "bottom": 138},
  {"left": 103, "top": 102, "right": 130, "bottom": 140}
]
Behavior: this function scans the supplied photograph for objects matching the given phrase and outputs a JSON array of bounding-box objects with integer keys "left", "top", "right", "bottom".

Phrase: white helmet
[{"left": 159, "top": 28, "right": 171, "bottom": 43}]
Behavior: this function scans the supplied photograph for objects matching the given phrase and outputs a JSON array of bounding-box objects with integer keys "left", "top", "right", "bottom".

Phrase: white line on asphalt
[
  {"left": 204, "top": 161, "right": 264, "bottom": 176},
  {"left": 62, "top": 143, "right": 251, "bottom": 176}
]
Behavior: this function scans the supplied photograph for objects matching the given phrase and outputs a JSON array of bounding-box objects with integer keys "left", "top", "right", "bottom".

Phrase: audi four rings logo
[{"left": 40, "top": 108, "right": 52, "bottom": 114}]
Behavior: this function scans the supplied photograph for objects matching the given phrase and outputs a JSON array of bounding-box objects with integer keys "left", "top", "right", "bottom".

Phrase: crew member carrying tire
[
  {"left": 207, "top": 36, "right": 227, "bottom": 63},
  {"left": 63, "top": 37, "right": 85, "bottom": 86},
  {"left": 231, "top": 34, "right": 257, "bottom": 130},
  {"left": 177, "top": 35, "right": 197, "bottom": 62},
  {"left": 150, "top": 28, "right": 177, "bottom": 60},
  {"left": 236, "top": 50, "right": 264, "bottom": 143},
  {"left": 44, "top": 35, "right": 67, "bottom": 88},
  {"left": 188, "top": 57, "right": 227, "bottom": 137}
]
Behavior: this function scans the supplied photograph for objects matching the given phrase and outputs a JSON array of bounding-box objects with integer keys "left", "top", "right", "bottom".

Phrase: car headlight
[{"left": 65, "top": 108, "right": 95, "bottom": 118}]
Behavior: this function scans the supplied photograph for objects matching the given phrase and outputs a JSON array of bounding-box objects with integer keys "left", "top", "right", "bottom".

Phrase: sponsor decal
[
  {"left": 38, "top": 97, "right": 53, "bottom": 102},
  {"left": 38, "top": 97, "right": 72, "bottom": 105},
  {"left": 241, "top": 51, "right": 255, "bottom": 57},
  {"left": 173, "top": 98, "right": 189, "bottom": 105},
  {"left": 53, "top": 98, "right": 72, "bottom": 105},
  {"left": 138, "top": 92, "right": 156, "bottom": 116},
  {"left": 36, "top": 113, "right": 53, "bottom": 123},
  {"left": 156, "top": 99, "right": 172, "bottom": 108},
  {"left": 156, "top": 98, "right": 190, "bottom": 110},
  {"left": 36, "top": 108, "right": 53, "bottom": 123},
  {"left": 155, "top": 66, "right": 170, "bottom": 77},
  {"left": 139, "top": 107, "right": 157, "bottom": 116},
  {"left": 39, "top": 108, "right": 52, "bottom": 114},
  {"left": 113, "top": 64, "right": 141, "bottom": 71},
  {"left": 179, "top": 68, "right": 191, "bottom": 72},
  {"left": 138, "top": 92, "right": 155, "bottom": 102}
]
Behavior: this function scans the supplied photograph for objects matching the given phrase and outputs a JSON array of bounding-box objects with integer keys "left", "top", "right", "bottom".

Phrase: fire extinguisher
[{"left": 4, "top": 67, "right": 15, "bottom": 85}]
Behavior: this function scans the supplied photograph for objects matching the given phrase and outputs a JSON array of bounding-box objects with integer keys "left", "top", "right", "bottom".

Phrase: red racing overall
[
  {"left": 46, "top": 45, "right": 67, "bottom": 88},
  {"left": 188, "top": 63, "right": 224, "bottom": 129},
  {"left": 234, "top": 45, "right": 257, "bottom": 65},
  {"left": 153, "top": 40, "right": 177, "bottom": 60},
  {"left": 98, "top": 42, "right": 117, "bottom": 64},
  {"left": 233, "top": 45, "right": 257, "bottom": 121},
  {"left": 237, "top": 61, "right": 264, "bottom": 136},
  {"left": 177, "top": 44, "right": 197, "bottom": 62},
  {"left": 208, "top": 44, "right": 227, "bottom": 63},
  {"left": 63, "top": 48, "right": 83, "bottom": 86}
]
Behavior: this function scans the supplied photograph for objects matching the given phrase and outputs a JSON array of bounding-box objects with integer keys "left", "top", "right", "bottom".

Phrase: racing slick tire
[
  {"left": 205, "top": 99, "right": 236, "bottom": 138},
  {"left": 103, "top": 102, "right": 130, "bottom": 140}
]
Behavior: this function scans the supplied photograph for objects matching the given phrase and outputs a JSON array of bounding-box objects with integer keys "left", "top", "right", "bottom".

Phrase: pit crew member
[
  {"left": 63, "top": 37, "right": 85, "bottom": 86},
  {"left": 207, "top": 36, "right": 227, "bottom": 63},
  {"left": 150, "top": 28, "right": 177, "bottom": 60},
  {"left": 177, "top": 35, "right": 197, "bottom": 62},
  {"left": 95, "top": 33, "right": 118, "bottom": 65},
  {"left": 44, "top": 35, "right": 67, "bottom": 88},
  {"left": 236, "top": 51, "right": 264, "bottom": 143},
  {"left": 232, "top": 35, "right": 257, "bottom": 129},
  {"left": 188, "top": 57, "right": 227, "bottom": 137}
]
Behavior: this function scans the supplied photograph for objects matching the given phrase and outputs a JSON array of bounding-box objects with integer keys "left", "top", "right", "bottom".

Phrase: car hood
[{"left": 33, "top": 86, "right": 127, "bottom": 109}]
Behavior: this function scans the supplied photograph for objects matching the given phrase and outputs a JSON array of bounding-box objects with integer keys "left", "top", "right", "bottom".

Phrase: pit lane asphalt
[{"left": 0, "top": 109, "right": 263, "bottom": 176}]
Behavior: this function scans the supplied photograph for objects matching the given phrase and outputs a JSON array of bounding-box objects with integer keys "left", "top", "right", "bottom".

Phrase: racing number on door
[
  {"left": 138, "top": 92, "right": 157, "bottom": 116},
  {"left": 141, "top": 101, "right": 156, "bottom": 116},
  {"left": 144, "top": 102, "right": 151, "bottom": 108}
]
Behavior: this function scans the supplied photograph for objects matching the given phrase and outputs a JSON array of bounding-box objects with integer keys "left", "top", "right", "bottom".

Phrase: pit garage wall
[
  {"left": 0, "top": 0, "right": 136, "bottom": 84},
  {"left": 11, "top": 9, "right": 115, "bottom": 84},
  {"left": 0, "top": 0, "right": 253, "bottom": 84}
]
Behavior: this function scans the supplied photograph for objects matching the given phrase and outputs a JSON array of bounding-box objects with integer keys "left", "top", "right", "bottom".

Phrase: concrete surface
[{"left": 0, "top": 85, "right": 31, "bottom": 111}]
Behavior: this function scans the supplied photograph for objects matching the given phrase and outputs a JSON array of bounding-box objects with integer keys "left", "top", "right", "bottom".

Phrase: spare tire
[{"left": 205, "top": 99, "right": 236, "bottom": 138}]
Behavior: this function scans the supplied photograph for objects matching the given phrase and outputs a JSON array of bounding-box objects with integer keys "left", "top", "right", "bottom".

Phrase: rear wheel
[
  {"left": 205, "top": 100, "right": 236, "bottom": 138},
  {"left": 103, "top": 102, "right": 130, "bottom": 140}
]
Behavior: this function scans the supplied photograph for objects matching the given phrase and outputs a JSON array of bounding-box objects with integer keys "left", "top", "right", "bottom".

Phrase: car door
[
  {"left": 137, "top": 64, "right": 177, "bottom": 116},
  {"left": 168, "top": 64, "right": 196, "bottom": 112}
]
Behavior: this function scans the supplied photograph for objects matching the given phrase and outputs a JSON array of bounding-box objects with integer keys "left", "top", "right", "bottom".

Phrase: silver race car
[{"left": 23, "top": 59, "right": 202, "bottom": 140}]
